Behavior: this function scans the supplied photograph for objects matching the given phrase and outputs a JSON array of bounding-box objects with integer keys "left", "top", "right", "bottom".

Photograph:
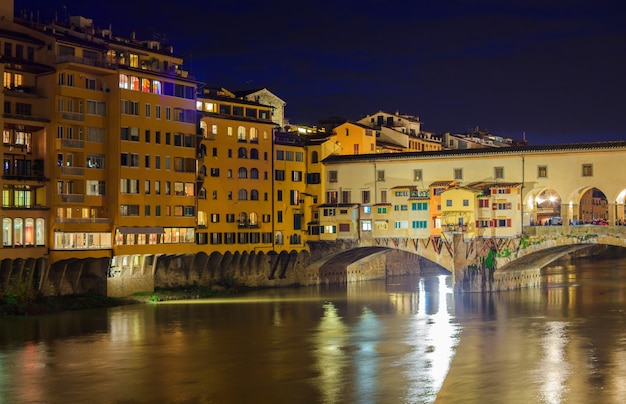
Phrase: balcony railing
[
  {"left": 60, "top": 138, "right": 84, "bottom": 149},
  {"left": 61, "top": 111, "right": 84, "bottom": 122},
  {"left": 55, "top": 217, "right": 111, "bottom": 224},
  {"left": 60, "top": 193, "right": 84, "bottom": 203},
  {"left": 4, "top": 85, "right": 38, "bottom": 97},
  {"left": 55, "top": 55, "right": 114, "bottom": 70},
  {"left": 61, "top": 166, "right": 84, "bottom": 176}
]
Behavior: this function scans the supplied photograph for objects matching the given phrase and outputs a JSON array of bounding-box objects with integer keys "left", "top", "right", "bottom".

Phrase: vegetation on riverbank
[{"left": 0, "top": 276, "right": 253, "bottom": 316}]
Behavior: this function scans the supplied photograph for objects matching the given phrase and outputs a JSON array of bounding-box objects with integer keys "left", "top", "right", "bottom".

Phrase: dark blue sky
[{"left": 16, "top": 0, "right": 626, "bottom": 144}]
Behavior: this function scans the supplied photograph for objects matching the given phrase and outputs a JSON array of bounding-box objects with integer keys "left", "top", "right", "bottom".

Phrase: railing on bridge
[{"left": 524, "top": 224, "right": 626, "bottom": 238}]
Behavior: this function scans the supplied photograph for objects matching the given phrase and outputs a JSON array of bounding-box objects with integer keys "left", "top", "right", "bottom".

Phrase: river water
[{"left": 1, "top": 256, "right": 626, "bottom": 404}]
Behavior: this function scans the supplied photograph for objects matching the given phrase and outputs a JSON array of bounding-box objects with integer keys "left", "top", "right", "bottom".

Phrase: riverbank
[{"left": 0, "top": 282, "right": 257, "bottom": 316}]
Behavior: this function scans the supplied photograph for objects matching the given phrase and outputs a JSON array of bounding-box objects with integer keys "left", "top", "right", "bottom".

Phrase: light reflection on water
[{"left": 1, "top": 257, "right": 626, "bottom": 403}]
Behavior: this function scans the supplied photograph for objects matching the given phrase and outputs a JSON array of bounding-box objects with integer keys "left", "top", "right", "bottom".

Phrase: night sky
[{"left": 15, "top": 0, "right": 626, "bottom": 145}]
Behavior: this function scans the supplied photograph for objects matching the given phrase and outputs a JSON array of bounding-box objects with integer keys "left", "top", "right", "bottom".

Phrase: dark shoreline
[{"left": 0, "top": 284, "right": 256, "bottom": 316}]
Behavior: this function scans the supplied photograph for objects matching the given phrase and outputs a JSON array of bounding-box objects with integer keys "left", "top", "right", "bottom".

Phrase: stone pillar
[
  {"left": 608, "top": 203, "right": 616, "bottom": 226},
  {"left": 560, "top": 204, "right": 571, "bottom": 226},
  {"left": 616, "top": 203, "right": 625, "bottom": 226},
  {"left": 451, "top": 234, "right": 483, "bottom": 293}
]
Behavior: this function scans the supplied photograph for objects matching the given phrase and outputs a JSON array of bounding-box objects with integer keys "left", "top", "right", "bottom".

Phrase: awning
[{"left": 116, "top": 226, "right": 164, "bottom": 235}]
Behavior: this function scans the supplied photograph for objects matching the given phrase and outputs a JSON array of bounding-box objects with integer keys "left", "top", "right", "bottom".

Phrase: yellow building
[
  {"left": 273, "top": 133, "right": 309, "bottom": 251},
  {"left": 1, "top": 7, "right": 52, "bottom": 261},
  {"left": 333, "top": 122, "right": 376, "bottom": 155},
  {"left": 196, "top": 87, "right": 276, "bottom": 254},
  {"left": 6, "top": 10, "right": 200, "bottom": 272}
]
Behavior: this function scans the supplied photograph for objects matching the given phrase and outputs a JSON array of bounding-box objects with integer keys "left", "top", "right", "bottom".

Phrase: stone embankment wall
[{"left": 3, "top": 240, "right": 425, "bottom": 298}]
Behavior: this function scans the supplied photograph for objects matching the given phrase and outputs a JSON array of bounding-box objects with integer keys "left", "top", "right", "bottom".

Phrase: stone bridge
[{"left": 342, "top": 225, "right": 626, "bottom": 292}]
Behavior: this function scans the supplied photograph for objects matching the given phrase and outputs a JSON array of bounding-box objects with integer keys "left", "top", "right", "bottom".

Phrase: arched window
[
  {"left": 13, "top": 218, "right": 23, "bottom": 246},
  {"left": 199, "top": 165, "right": 207, "bottom": 176},
  {"left": 238, "top": 167, "right": 247, "bottom": 178},
  {"left": 200, "top": 144, "right": 207, "bottom": 157},
  {"left": 199, "top": 187, "right": 207, "bottom": 199},
  {"left": 238, "top": 147, "right": 247, "bottom": 158},
  {"left": 249, "top": 127, "right": 258, "bottom": 142},
  {"left": 200, "top": 121, "right": 208, "bottom": 137},
  {"left": 35, "top": 218, "right": 44, "bottom": 246},
  {"left": 2, "top": 218, "right": 12, "bottom": 246},
  {"left": 237, "top": 126, "right": 246, "bottom": 141},
  {"left": 249, "top": 212, "right": 258, "bottom": 226},
  {"left": 311, "top": 151, "right": 319, "bottom": 163},
  {"left": 250, "top": 148, "right": 259, "bottom": 159},
  {"left": 238, "top": 189, "right": 247, "bottom": 200},
  {"left": 250, "top": 168, "right": 259, "bottom": 179},
  {"left": 250, "top": 189, "right": 259, "bottom": 200},
  {"left": 239, "top": 212, "right": 247, "bottom": 225},
  {"left": 24, "top": 218, "right": 34, "bottom": 246},
  {"left": 275, "top": 231, "right": 284, "bottom": 245}
]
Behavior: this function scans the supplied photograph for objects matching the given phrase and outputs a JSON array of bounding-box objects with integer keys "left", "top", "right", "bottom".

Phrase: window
[
  {"left": 121, "top": 100, "right": 139, "bottom": 115},
  {"left": 454, "top": 168, "right": 463, "bottom": 180},
  {"left": 538, "top": 165, "right": 547, "bottom": 178},
  {"left": 413, "top": 169, "right": 422, "bottom": 181},
  {"left": 275, "top": 170, "right": 285, "bottom": 181},
  {"left": 86, "top": 153, "right": 105, "bottom": 168},
  {"left": 341, "top": 190, "right": 351, "bottom": 203},
  {"left": 290, "top": 190, "right": 299, "bottom": 205},
  {"left": 86, "top": 100, "right": 106, "bottom": 116},
  {"left": 494, "top": 167, "right": 504, "bottom": 179},
  {"left": 120, "top": 204, "right": 140, "bottom": 216},
  {"left": 85, "top": 78, "right": 96, "bottom": 90},
  {"left": 412, "top": 220, "right": 428, "bottom": 229},
  {"left": 86, "top": 180, "right": 106, "bottom": 196},
  {"left": 292, "top": 171, "right": 302, "bottom": 182},
  {"left": 362, "top": 190, "right": 370, "bottom": 204},
  {"left": 377, "top": 170, "right": 385, "bottom": 181},
  {"left": 329, "top": 171, "right": 338, "bottom": 182},
  {"left": 582, "top": 164, "right": 593, "bottom": 177}
]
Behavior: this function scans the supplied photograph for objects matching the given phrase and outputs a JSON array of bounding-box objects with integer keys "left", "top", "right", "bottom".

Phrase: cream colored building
[{"left": 320, "top": 143, "right": 626, "bottom": 241}]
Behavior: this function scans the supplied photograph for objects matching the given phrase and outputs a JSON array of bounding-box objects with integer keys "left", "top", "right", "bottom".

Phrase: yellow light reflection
[
  {"left": 402, "top": 275, "right": 460, "bottom": 402},
  {"left": 535, "top": 322, "right": 571, "bottom": 403},
  {"left": 312, "top": 302, "right": 348, "bottom": 404}
]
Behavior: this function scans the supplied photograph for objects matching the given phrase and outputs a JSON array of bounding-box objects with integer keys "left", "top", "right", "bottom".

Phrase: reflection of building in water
[
  {"left": 535, "top": 322, "right": 571, "bottom": 403},
  {"left": 401, "top": 275, "right": 460, "bottom": 402},
  {"left": 313, "top": 302, "right": 349, "bottom": 404},
  {"left": 352, "top": 307, "right": 381, "bottom": 402}
]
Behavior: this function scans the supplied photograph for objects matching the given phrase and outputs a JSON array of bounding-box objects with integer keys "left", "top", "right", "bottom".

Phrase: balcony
[
  {"left": 238, "top": 222, "right": 260, "bottom": 229},
  {"left": 55, "top": 217, "right": 111, "bottom": 224},
  {"left": 61, "top": 166, "right": 84, "bottom": 176},
  {"left": 60, "top": 193, "right": 84, "bottom": 203},
  {"left": 60, "top": 138, "right": 85, "bottom": 149},
  {"left": 55, "top": 55, "right": 114, "bottom": 70},
  {"left": 443, "top": 224, "right": 468, "bottom": 233},
  {"left": 4, "top": 85, "right": 38, "bottom": 97},
  {"left": 61, "top": 111, "right": 84, "bottom": 122}
]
